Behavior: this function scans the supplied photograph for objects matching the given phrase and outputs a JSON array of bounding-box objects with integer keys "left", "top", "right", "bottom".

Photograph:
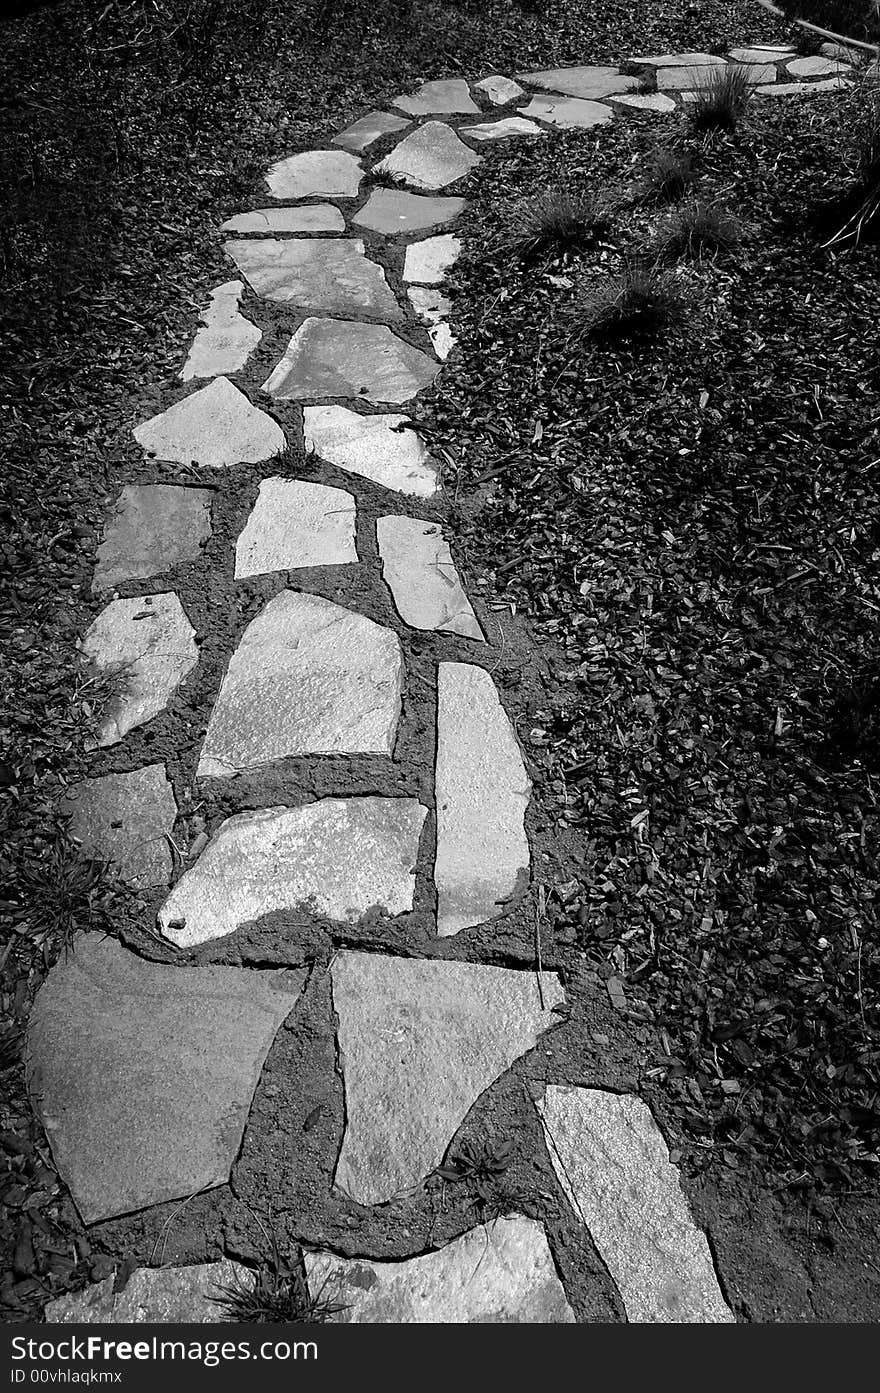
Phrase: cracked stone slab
[
  {"left": 225, "top": 238, "right": 401, "bottom": 319},
  {"left": 263, "top": 318, "right": 439, "bottom": 404},
  {"left": 474, "top": 74, "right": 525, "bottom": 105},
  {"left": 756, "top": 77, "right": 850, "bottom": 96},
  {"left": 221, "top": 205, "right": 345, "bottom": 234},
  {"left": 134, "top": 377, "right": 285, "bottom": 468},
  {"left": 332, "top": 951, "right": 564, "bottom": 1204},
  {"left": 353, "top": 189, "right": 464, "bottom": 234},
  {"left": 333, "top": 110, "right": 410, "bottom": 153},
  {"left": 94, "top": 484, "right": 212, "bottom": 593},
  {"left": 378, "top": 515, "right": 481, "bottom": 639},
  {"left": 45, "top": 1261, "right": 252, "bottom": 1323},
  {"left": 306, "top": 1217, "right": 574, "bottom": 1322},
  {"left": 234, "top": 478, "right": 357, "bottom": 577},
  {"left": 461, "top": 116, "right": 545, "bottom": 142},
  {"left": 374, "top": 121, "right": 480, "bottom": 191},
  {"left": 27, "top": 934, "right": 303, "bottom": 1223},
  {"left": 516, "top": 65, "right": 639, "bottom": 99},
  {"left": 179, "top": 280, "right": 261, "bottom": 380},
  {"left": 435, "top": 662, "right": 530, "bottom": 936},
  {"left": 159, "top": 799, "right": 426, "bottom": 947},
  {"left": 303, "top": 405, "right": 439, "bottom": 496},
  {"left": 81, "top": 593, "right": 198, "bottom": 748},
  {"left": 393, "top": 78, "right": 479, "bottom": 116},
  {"left": 265, "top": 149, "right": 362, "bottom": 199},
  {"left": 61, "top": 764, "right": 177, "bottom": 889},
  {"left": 197, "top": 591, "right": 402, "bottom": 776},
  {"left": 611, "top": 92, "right": 677, "bottom": 113},
  {"left": 786, "top": 54, "right": 851, "bottom": 78},
  {"left": 407, "top": 286, "right": 455, "bottom": 359},
  {"left": 403, "top": 233, "right": 461, "bottom": 285},
  {"left": 518, "top": 94, "right": 613, "bottom": 128},
  {"left": 537, "top": 1086, "right": 734, "bottom": 1324}
]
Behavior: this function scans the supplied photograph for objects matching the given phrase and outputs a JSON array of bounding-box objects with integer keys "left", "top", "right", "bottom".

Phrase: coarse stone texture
[
  {"left": 179, "top": 280, "right": 261, "bottom": 380},
  {"left": 134, "top": 377, "right": 285, "bottom": 468},
  {"left": 516, "top": 65, "right": 639, "bottom": 99},
  {"left": 461, "top": 116, "right": 545, "bottom": 141},
  {"left": 305, "top": 1217, "right": 575, "bottom": 1323},
  {"left": 221, "top": 205, "right": 345, "bottom": 234},
  {"left": 393, "top": 78, "right": 479, "bottom": 116},
  {"left": 262, "top": 319, "right": 440, "bottom": 405},
  {"left": 159, "top": 799, "right": 426, "bottom": 947},
  {"left": 729, "top": 45, "right": 795, "bottom": 62},
  {"left": 234, "top": 478, "right": 357, "bottom": 578},
  {"left": 537, "top": 1086, "right": 734, "bottom": 1324},
  {"left": 61, "top": 764, "right": 177, "bottom": 889},
  {"left": 786, "top": 54, "right": 851, "bottom": 78},
  {"left": 196, "top": 591, "right": 402, "bottom": 776},
  {"left": 434, "top": 662, "right": 530, "bottom": 936},
  {"left": 332, "top": 951, "right": 564, "bottom": 1204},
  {"left": 474, "top": 74, "right": 525, "bottom": 105},
  {"left": 93, "top": 484, "right": 212, "bottom": 592},
  {"left": 374, "top": 121, "right": 480, "bottom": 191},
  {"left": 378, "top": 515, "right": 481, "bottom": 639},
  {"left": 333, "top": 110, "right": 410, "bottom": 153},
  {"left": 403, "top": 233, "right": 461, "bottom": 285},
  {"left": 45, "top": 1262, "right": 252, "bottom": 1323},
  {"left": 27, "top": 935, "right": 303, "bottom": 1223},
  {"left": 633, "top": 52, "right": 726, "bottom": 66},
  {"left": 303, "top": 405, "right": 439, "bottom": 496},
  {"left": 225, "top": 238, "right": 401, "bottom": 319},
  {"left": 353, "top": 189, "right": 465, "bottom": 235},
  {"left": 756, "top": 77, "right": 850, "bottom": 96},
  {"left": 407, "top": 286, "right": 455, "bottom": 360},
  {"left": 81, "top": 593, "right": 198, "bottom": 748},
  {"left": 265, "top": 148, "right": 362, "bottom": 199},
  {"left": 610, "top": 92, "right": 677, "bottom": 113},
  {"left": 728, "top": 61, "right": 777, "bottom": 83},
  {"left": 656, "top": 64, "right": 731, "bottom": 90},
  {"left": 518, "top": 94, "right": 614, "bottom": 128}
]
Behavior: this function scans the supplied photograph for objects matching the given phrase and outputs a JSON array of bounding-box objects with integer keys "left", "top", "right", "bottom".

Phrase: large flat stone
[
  {"left": 303, "top": 405, "right": 439, "bottom": 496},
  {"left": 27, "top": 935, "right": 303, "bottom": 1223},
  {"left": 537, "top": 1087, "right": 734, "bottom": 1324},
  {"left": 378, "top": 516, "right": 481, "bottom": 638},
  {"left": 159, "top": 800, "right": 426, "bottom": 947},
  {"left": 518, "top": 95, "right": 614, "bottom": 128},
  {"left": 81, "top": 593, "right": 198, "bottom": 748},
  {"left": 656, "top": 64, "right": 729, "bottom": 90},
  {"left": 403, "top": 234, "right": 461, "bottom": 285},
  {"left": 435, "top": 662, "right": 530, "bottom": 936},
  {"left": 786, "top": 55, "right": 851, "bottom": 78},
  {"left": 265, "top": 149, "right": 362, "bottom": 199},
  {"left": 306, "top": 1217, "right": 574, "bottom": 1322},
  {"left": 134, "top": 377, "right": 285, "bottom": 468},
  {"left": 461, "top": 116, "right": 545, "bottom": 142},
  {"left": 62, "top": 764, "right": 177, "bottom": 889},
  {"left": 393, "top": 79, "right": 479, "bottom": 116},
  {"left": 235, "top": 478, "right": 356, "bottom": 577},
  {"left": 179, "top": 280, "right": 261, "bottom": 380},
  {"left": 516, "top": 65, "right": 639, "bottom": 99},
  {"left": 225, "top": 238, "right": 401, "bottom": 319},
  {"left": 94, "top": 484, "right": 212, "bottom": 592},
  {"left": 352, "top": 189, "right": 464, "bottom": 235},
  {"left": 729, "top": 46, "right": 795, "bottom": 63},
  {"left": 221, "top": 205, "right": 345, "bottom": 234},
  {"left": 611, "top": 92, "right": 677, "bottom": 113},
  {"left": 45, "top": 1262, "right": 251, "bottom": 1323},
  {"left": 755, "top": 77, "right": 850, "bottom": 96},
  {"left": 474, "top": 74, "right": 525, "bottom": 105},
  {"left": 333, "top": 110, "right": 410, "bottom": 154},
  {"left": 407, "top": 286, "right": 455, "bottom": 359},
  {"left": 262, "top": 319, "right": 439, "bottom": 405},
  {"left": 375, "top": 122, "right": 480, "bottom": 191},
  {"left": 197, "top": 591, "right": 402, "bottom": 776},
  {"left": 633, "top": 52, "right": 726, "bottom": 66},
  {"left": 332, "top": 951, "right": 564, "bottom": 1204}
]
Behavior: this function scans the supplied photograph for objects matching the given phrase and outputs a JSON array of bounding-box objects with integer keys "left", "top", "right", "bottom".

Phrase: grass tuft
[
  {"left": 574, "top": 257, "right": 696, "bottom": 343},
  {"left": 503, "top": 185, "right": 613, "bottom": 259},
  {"left": 638, "top": 146, "right": 696, "bottom": 203},
  {"left": 655, "top": 197, "right": 741, "bottom": 260},
  {"left": 688, "top": 65, "right": 753, "bottom": 133},
  {"left": 212, "top": 1258, "right": 347, "bottom": 1324}
]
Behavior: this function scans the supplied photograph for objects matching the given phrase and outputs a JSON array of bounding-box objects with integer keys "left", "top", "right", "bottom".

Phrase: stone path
[{"left": 33, "top": 44, "right": 853, "bottom": 1323}]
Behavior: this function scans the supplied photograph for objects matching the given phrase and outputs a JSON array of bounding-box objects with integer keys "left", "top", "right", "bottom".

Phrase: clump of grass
[
  {"left": 824, "top": 66, "right": 880, "bottom": 246},
  {"left": 213, "top": 1257, "right": 347, "bottom": 1324},
  {"left": 638, "top": 146, "right": 696, "bottom": 203},
  {"left": 15, "top": 836, "right": 114, "bottom": 954},
  {"left": 503, "top": 186, "right": 613, "bottom": 259},
  {"left": 574, "top": 257, "right": 696, "bottom": 343},
  {"left": 655, "top": 198, "right": 741, "bottom": 259},
  {"left": 689, "top": 65, "right": 752, "bottom": 132}
]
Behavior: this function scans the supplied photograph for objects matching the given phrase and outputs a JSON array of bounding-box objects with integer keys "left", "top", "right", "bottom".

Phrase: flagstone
[
  {"left": 610, "top": 92, "right": 677, "bottom": 113},
  {"left": 221, "top": 205, "right": 345, "bottom": 234},
  {"left": 435, "top": 662, "right": 530, "bottom": 936},
  {"left": 265, "top": 149, "right": 363, "bottom": 199},
  {"left": 134, "top": 377, "right": 285, "bottom": 468},
  {"left": 406, "top": 285, "right": 456, "bottom": 359},
  {"left": 333, "top": 110, "right": 410, "bottom": 153},
  {"left": 518, "top": 95, "right": 614, "bottom": 128},
  {"left": 474, "top": 74, "right": 525, "bottom": 105},
  {"left": 374, "top": 122, "right": 480, "bottom": 191},
  {"left": 461, "top": 116, "right": 545, "bottom": 141},
  {"left": 353, "top": 189, "right": 465, "bottom": 235},
  {"left": 27, "top": 935, "right": 303, "bottom": 1223},
  {"left": 81, "top": 593, "right": 198, "bottom": 748},
  {"left": 393, "top": 78, "right": 479, "bottom": 116},
  {"left": 45, "top": 1261, "right": 252, "bottom": 1324},
  {"left": 196, "top": 591, "right": 402, "bottom": 776},
  {"left": 516, "top": 65, "right": 639, "bottom": 99},
  {"left": 262, "top": 319, "right": 439, "bottom": 405},
  {"left": 756, "top": 77, "right": 850, "bottom": 96},
  {"left": 305, "top": 1217, "right": 574, "bottom": 1323},
  {"left": 331, "top": 951, "right": 564, "bottom": 1204},
  {"left": 61, "top": 764, "right": 177, "bottom": 889},
  {"left": 303, "top": 405, "right": 439, "bottom": 496},
  {"left": 633, "top": 52, "right": 726, "bottom": 66},
  {"left": 234, "top": 478, "right": 357, "bottom": 577},
  {"left": 656, "top": 64, "right": 731, "bottom": 90},
  {"left": 225, "top": 238, "right": 401, "bottom": 319},
  {"left": 378, "top": 516, "right": 481, "bottom": 638},
  {"left": 786, "top": 54, "right": 851, "bottom": 78},
  {"left": 159, "top": 799, "right": 426, "bottom": 947},
  {"left": 179, "top": 281, "right": 261, "bottom": 380},
  {"left": 94, "top": 484, "right": 212, "bottom": 592},
  {"left": 729, "top": 46, "right": 795, "bottom": 63},
  {"left": 402, "top": 233, "right": 461, "bottom": 285}
]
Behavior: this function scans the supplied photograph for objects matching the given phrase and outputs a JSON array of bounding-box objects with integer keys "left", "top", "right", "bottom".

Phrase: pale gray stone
[
  {"left": 332, "top": 951, "right": 564, "bottom": 1203},
  {"left": 728, "top": 46, "right": 795, "bottom": 63},
  {"left": 221, "top": 205, "right": 345, "bottom": 234},
  {"left": 537, "top": 1086, "right": 734, "bottom": 1324},
  {"left": 403, "top": 234, "right": 461, "bottom": 285},
  {"left": 474, "top": 74, "right": 525, "bottom": 105},
  {"left": 374, "top": 122, "right": 480, "bottom": 191},
  {"left": 62, "top": 764, "right": 177, "bottom": 889},
  {"left": 235, "top": 478, "right": 356, "bottom": 577},
  {"left": 724, "top": 61, "right": 777, "bottom": 83},
  {"left": 225, "top": 238, "right": 401, "bottom": 319},
  {"left": 306, "top": 1217, "right": 574, "bottom": 1323},
  {"left": 333, "top": 110, "right": 410, "bottom": 153},
  {"left": 393, "top": 79, "right": 479, "bottom": 116},
  {"left": 611, "top": 92, "right": 677, "bottom": 113},
  {"left": 786, "top": 54, "right": 852, "bottom": 78},
  {"left": 518, "top": 95, "right": 614, "bottom": 128},
  {"left": 435, "top": 662, "right": 530, "bottom": 936},
  {"left": 27, "top": 934, "right": 303, "bottom": 1223},
  {"left": 262, "top": 319, "right": 439, "bottom": 405},
  {"left": 633, "top": 52, "right": 726, "bottom": 66},
  {"left": 45, "top": 1262, "right": 252, "bottom": 1324},
  {"left": 159, "top": 799, "right": 426, "bottom": 947},
  {"left": 197, "top": 591, "right": 402, "bottom": 776},
  {"left": 353, "top": 189, "right": 465, "bottom": 234},
  {"left": 756, "top": 77, "right": 850, "bottom": 96},
  {"left": 81, "top": 593, "right": 198, "bottom": 748},
  {"left": 378, "top": 516, "right": 480, "bottom": 639},
  {"left": 134, "top": 377, "right": 285, "bottom": 468},
  {"left": 461, "top": 116, "right": 545, "bottom": 142},
  {"left": 265, "top": 149, "right": 363, "bottom": 199},
  {"left": 516, "top": 65, "right": 639, "bottom": 99},
  {"left": 303, "top": 405, "right": 439, "bottom": 496},
  {"left": 94, "top": 484, "right": 212, "bottom": 592},
  {"left": 179, "top": 280, "right": 261, "bottom": 381},
  {"left": 820, "top": 41, "right": 859, "bottom": 60},
  {"left": 657, "top": 64, "right": 731, "bottom": 90},
  {"left": 407, "top": 286, "right": 455, "bottom": 359}
]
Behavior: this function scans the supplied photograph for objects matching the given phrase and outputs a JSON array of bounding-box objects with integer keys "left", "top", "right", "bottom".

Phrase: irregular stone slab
[
  {"left": 633, "top": 52, "right": 726, "bottom": 66},
  {"left": 81, "top": 593, "right": 198, "bottom": 748},
  {"left": 306, "top": 1217, "right": 574, "bottom": 1323},
  {"left": 435, "top": 662, "right": 530, "bottom": 936},
  {"left": 262, "top": 319, "right": 439, "bottom": 405},
  {"left": 94, "top": 484, "right": 212, "bottom": 592},
  {"left": 518, "top": 95, "right": 613, "bottom": 128},
  {"left": 374, "top": 122, "right": 480, "bottom": 191},
  {"left": 656, "top": 64, "right": 730, "bottom": 90},
  {"left": 225, "top": 237, "right": 400, "bottom": 318},
  {"left": 221, "top": 205, "right": 345, "bottom": 234},
  {"left": 516, "top": 65, "right": 639, "bottom": 99},
  {"left": 611, "top": 92, "right": 677, "bottom": 113},
  {"left": 475, "top": 74, "right": 525, "bottom": 105},
  {"left": 62, "top": 764, "right": 177, "bottom": 889},
  {"left": 729, "top": 46, "right": 795, "bottom": 63},
  {"left": 353, "top": 189, "right": 464, "bottom": 235},
  {"left": 27, "top": 934, "right": 303, "bottom": 1223},
  {"left": 537, "top": 1087, "right": 734, "bottom": 1324},
  {"left": 333, "top": 110, "right": 410, "bottom": 153},
  {"left": 179, "top": 280, "right": 261, "bottom": 381},
  {"left": 303, "top": 405, "right": 439, "bottom": 496},
  {"left": 265, "top": 149, "right": 362, "bottom": 199},
  {"left": 45, "top": 1261, "right": 252, "bottom": 1324},
  {"left": 756, "top": 77, "right": 850, "bottom": 96},
  {"left": 332, "top": 951, "right": 563, "bottom": 1203},
  {"left": 462, "top": 116, "right": 545, "bottom": 142},
  {"left": 403, "top": 233, "right": 461, "bottom": 285},
  {"left": 393, "top": 78, "right": 479, "bottom": 116},
  {"left": 407, "top": 286, "right": 456, "bottom": 360},
  {"left": 786, "top": 54, "right": 851, "bottom": 78},
  {"left": 378, "top": 516, "right": 480, "bottom": 638},
  {"left": 234, "top": 478, "right": 357, "bottom": 577},
  {"left": 159, "top": 799, "right": 425, "bottom": 947},
  {"left": 134, "top": 377, "right": 285, "bottom": 468},
  {"left": 197, "top": 591, "right": 402, "bottom": 776}
]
